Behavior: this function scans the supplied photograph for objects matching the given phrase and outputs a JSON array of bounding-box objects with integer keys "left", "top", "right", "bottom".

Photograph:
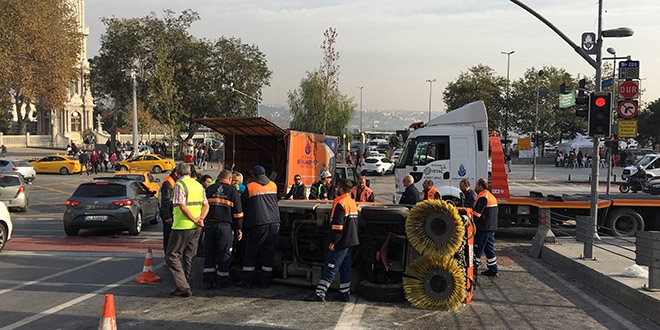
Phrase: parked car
[
  {"left": 622, "top": 154, "right": 660, "bottom": 180},
  {"left": 29, "top": 154, "right": 82, "bottom": 175},
  {"left": 63, "top": 178, "right": 159, "bottom": 236},
  {"left": 361, "top": 156, "right": 395, "bottom": 176},
  {"left": 0, "top": 173, "right": 28, "bottom": 212},
  {"left": 621, "top": 149, "right": 650, "bottom": 166},
  {"left": 112, "top": 171, "right": 161, "bottom": 198},
  {"left": 0, "top": 202, "right": 12, "bottom": 253},
  {"left": 0, "top": 158, "right": 36, "bottom": 183},
  {"left": 116, "top": 154, "right": 175, "bottom": 174},
  {"left": 391, "top": 148, "right": 403, "bottom": 162}
]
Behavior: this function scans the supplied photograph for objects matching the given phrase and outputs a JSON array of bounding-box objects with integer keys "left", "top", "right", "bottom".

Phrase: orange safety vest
[
  {"left": 351, "top": 186, "right": 374, "bottom": 202},
  {"left": 422, "top": 186, "right": 441, "bottom": 200}
]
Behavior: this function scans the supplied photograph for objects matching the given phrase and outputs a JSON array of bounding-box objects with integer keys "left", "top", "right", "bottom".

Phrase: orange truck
[{"left": 196, "top": 117, "right": 337, "bottom": 197}]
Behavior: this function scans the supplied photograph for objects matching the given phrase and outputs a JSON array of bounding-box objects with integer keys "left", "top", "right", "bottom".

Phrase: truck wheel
[
  {"left": 606, "top": 208, "right": 644, "bottom": 237},
  {"left": 360, "top": 205, "right": 409, "bottom": 223},
  {"left": 403, "top": 255, "right": 465, "bottom": 311},
  {"left": 358, "top": 280, "right": 405, "bottom": 302},
  {"left": 406, "top": 200, "right": 464, "bottom": 257}
]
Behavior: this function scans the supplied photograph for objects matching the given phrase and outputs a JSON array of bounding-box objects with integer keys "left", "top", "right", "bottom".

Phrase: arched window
[{"left": 71, "top": 111, "right": 81, "bottom": 132}]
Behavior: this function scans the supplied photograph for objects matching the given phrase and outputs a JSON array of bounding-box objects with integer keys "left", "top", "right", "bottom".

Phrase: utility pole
[{"left": 426, "top": 79, "right": 436, "bottom": 122}]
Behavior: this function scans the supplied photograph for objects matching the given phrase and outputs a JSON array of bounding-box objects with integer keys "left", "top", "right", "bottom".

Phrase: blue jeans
[
  {"left": 203, "top": 222, "right": 234, "bottom": 286},
  {"left": 474, "top": 230, "right": 498, "bottom": 273},
  {"left": 315, "top": 247, "right": 352, "bottom": 299},
  {"left": 242, "top": 223, "right": 280, "bottom": 286}
]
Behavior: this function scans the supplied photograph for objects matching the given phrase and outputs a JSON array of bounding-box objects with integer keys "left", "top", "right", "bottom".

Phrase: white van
[{"left": 622, "top": 154, "right": 660, "bottom": 180}]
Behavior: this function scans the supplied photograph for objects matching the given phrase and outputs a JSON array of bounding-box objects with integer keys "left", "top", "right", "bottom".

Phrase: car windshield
[
  {"left": 0, "top": 176, "right": 20, "bottom": 186},
  {"left": 636, "top": 155, "right": 657, "bottom": 166},
  {"left": 14, "top": 161, "right": 32, "bottom": 167},
  {"left": 73, "top": 183, "right": 126, "bottom": 197},
  {"left": 114, "top": 175, "right": 145, "bottom": 182}
]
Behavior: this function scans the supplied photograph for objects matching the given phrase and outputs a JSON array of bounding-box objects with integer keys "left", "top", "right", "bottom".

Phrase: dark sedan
[{"left": 63, "top": 178, "right": 159, "bottom": 236}]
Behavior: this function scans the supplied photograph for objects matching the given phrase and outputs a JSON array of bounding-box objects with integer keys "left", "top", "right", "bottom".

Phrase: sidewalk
[{"left": 541, "top": 236, "right": 660, "bottom": 324}]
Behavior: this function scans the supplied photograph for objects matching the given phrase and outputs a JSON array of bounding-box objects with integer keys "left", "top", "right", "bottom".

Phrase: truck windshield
[{"left": 399, "top": 136, "right": 450, "bottom": 166}]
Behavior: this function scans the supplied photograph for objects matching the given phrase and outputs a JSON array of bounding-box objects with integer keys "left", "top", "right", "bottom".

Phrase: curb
[{"left": 541, "top": 245, "right": 660, "bottom": 324}]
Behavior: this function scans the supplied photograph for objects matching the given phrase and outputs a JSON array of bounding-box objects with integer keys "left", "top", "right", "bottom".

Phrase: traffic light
[
  {"left": 588, "top": 92, "right": 611, "bottom": 137},
  {"left": 576, "top": 78, "right": 588, "bottom": 105},
  {"left": 531, "top": 132, "right": 537, "bottom": 145}
]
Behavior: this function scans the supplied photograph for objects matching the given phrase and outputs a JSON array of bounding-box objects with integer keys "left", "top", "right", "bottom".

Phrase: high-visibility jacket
[
  {"left": 473, "top": 189, "right": 498, "bottom": 231},
  {"left": 351, "top": 186, "right": 374, "bottom": 202},
  {"left": 422, "top": 186, "right": 441, "bottom": 200},
  {"left": 242, "top": 176, "right": 280, "bottom": 228},
  {"left": 172, "top": 177, "right": 205, "bottom": 230},
  {"left": 329, "top": 193, "right": 359, "bottom": 250}
]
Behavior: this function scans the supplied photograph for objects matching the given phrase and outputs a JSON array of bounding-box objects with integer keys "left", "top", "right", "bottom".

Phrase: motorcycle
[{"left": 619, "top": 176, "right": 650, "bottom": 193}]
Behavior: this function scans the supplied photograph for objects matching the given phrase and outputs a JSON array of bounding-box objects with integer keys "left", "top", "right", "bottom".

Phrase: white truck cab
[{"left": 393, "top": 101, "right": 490, "bottom": 203}]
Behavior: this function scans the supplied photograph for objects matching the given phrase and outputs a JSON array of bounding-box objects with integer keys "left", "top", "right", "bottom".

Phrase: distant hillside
[{"left": 259, "top": 104, "right": 431, "bottom": 132}]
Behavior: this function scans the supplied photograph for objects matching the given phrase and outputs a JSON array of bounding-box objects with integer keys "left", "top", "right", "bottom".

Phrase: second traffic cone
[
  {"left": 98, "top": 294, "right": 117, "bottom": 330},
  {"left": 134, "top": 247, "right": 162, "bottom": 283}
]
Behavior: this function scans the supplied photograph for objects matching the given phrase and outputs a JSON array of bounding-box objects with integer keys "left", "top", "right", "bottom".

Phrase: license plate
[{"left": 84, "top": 215, "right": 108, "bottom": 221}]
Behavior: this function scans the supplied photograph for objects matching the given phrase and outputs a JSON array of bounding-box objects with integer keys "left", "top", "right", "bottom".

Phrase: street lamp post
[
  {"left": 358, "top": 86, "right": 364, "bottom": 155},
  {"left": 125, "top": 69, "right": 139, "bottom": 151},
  {"left": 426, "top": 79, "right": 436, "bottom": 122},
  {"left": 222, "top": 83, "right": 260, "bottom": 117},
  {"left": 501, "top": 50, "right": 515, "bottom": 144},
  {"left": 532, "top": 69, "right": 544, "bottom": 181}
]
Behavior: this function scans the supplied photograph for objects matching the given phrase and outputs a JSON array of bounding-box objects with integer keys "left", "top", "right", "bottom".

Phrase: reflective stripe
[
  {"left": 207, "top": 197, "right": 234, "bottom": 207},
  {"left": 327, "top": 263, "right": 335, "bottom": 269},
  {"left": 233, "top": 212, "right": 244, "bottom": 218},
  {"left": 203, "top": 267, "right": 216, "bottom": 273},
  {"left": 332, "top": 224, "right": 343, "bottom": 231},
  {"left": 487, "top": 257, "right": 497, "bottom": 266},
  {"left": 217, "top": 271, "right": 229, "bottom": 277},
  {"left": 318, "top": 279, "right": 331, "bottom": 288},
  {"left": 262, "top": 266, "right": 273, "bottom": 272},
  {"left": 339, "top": 287, "right": 350, "bottom": 293},
  {"left": 340, "top": 282, "right": 351, "bottom": 289},
  {"left": 242, "top": 266, "right": 255, "bottom": 271}
]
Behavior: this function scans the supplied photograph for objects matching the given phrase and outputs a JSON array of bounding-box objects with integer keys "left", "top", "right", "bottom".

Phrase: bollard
[{"left": 568, "top": 174, "right": 571, "bottom": 181}]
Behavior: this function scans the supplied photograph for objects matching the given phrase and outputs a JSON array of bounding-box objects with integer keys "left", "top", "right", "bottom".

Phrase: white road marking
[
  {"left": 334, "top": 298, "right": 367, "bottom": 330},
  {"left": 0, "top": 261, "right": 165, "bottom": 330}
]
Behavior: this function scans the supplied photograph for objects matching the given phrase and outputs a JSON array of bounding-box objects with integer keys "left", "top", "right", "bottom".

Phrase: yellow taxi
[
  {"left": 112, "top": 171, "right": 161, "bottom": 197},
  {"left": 29, "top": 154, "right": 82, "bottom": 175},
  {"left": 117, "top": 154, "right": 175, "bottom": 174}
]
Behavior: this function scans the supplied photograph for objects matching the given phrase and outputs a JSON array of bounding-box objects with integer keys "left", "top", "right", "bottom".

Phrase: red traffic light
[{"left": 594, "top": 97, "right": 607, "bottom": 108}]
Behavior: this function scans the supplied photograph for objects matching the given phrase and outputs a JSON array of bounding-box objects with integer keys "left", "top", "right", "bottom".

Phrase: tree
[
  {"left": 637, "top": 98, "right": 660, "bottom": 148},
  {"left": 288, "top": 27, "right": 355, "bottom": 136},
  {"left": 0, "top": 0, "right": 82, "bottom": 134},
  {"left": 442, "top": 65, "right": 506, "bottom": 137}
]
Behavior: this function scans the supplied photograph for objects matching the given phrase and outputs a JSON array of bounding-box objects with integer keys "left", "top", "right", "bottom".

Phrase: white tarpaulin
[{"left": 559, "top": 134, "right": 593, "bottom": 152}]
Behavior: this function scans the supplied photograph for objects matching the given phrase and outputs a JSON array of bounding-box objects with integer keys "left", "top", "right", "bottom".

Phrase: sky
[{"left": 84, "top": 0, "right": 658, "bottom": 114}]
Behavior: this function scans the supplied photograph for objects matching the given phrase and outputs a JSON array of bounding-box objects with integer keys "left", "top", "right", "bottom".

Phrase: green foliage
[
  {"left": 637, "top": 99, "right": 660, "bottom": 148},
  {"left": 0, "top": 0, "right": 82, "bottom": 134},
  {"left": 288, "top": 27, "right": 355, "bottom": 137},
  {"left": 91, "top": 9, "right": 272, "bottom": 149}
]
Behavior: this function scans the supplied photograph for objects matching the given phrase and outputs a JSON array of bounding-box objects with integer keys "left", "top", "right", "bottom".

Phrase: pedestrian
[
  {"left": 283, "top": 174, "right": 306, "bottom": 200},
  {"left": 239, "top": 165, "right": 280, "bottom": 289},
  {"left": 504, "top": 149, "right": 512, "bottom": 172},
  {"left": 232, "top": 171, "right": 246, "bottom": 194},
  {"left": 399, "top": 175, "right": 419, "bottom": 205},
  {"left": 1, "top": 144, "right": 7, "bottom": 156},
  {"left": 459, "top": 179, "right": 477, "bottom": 209},
  {"left": 160, "top": 167, "right": 179, "bottom": 253},
  {"left": 196, "top": 147, "right": 205, "bottom": 169},
  {"left": 110, "top": 151, "right": 117, "bottom": 170},
  {"left": 90, "top": 150, "right": 99, "bottom": 174},
  {"left": 421, "top": 179, "right": 441, "bottom": 200},
  {"left": 103, "top": 150, "right": 109, "bottom": 172},
  {"left": 79, "top": 150, "right": 90, "bottom": 176},
  {"left": 202, "top": 170, "right": 243, "bottom": 289},
  {"left": 304, "top": 179, "right": 359, "bottom": 302},
  {"left": 309, "top": 170, "right": 333, "bottom": 200},
  {"left": 350, "top": 176, "right": 374, "bottom": 202},
  {"left": 473, "top": 178, "right": 499, "bottom": 277},
  {"left": 165, "top": 162, "right": 209, "bottom": 297}
]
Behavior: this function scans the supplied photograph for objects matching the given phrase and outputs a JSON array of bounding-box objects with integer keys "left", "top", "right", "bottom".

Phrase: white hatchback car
[
  {"left": 0, "top": 202, "right": 12, "bottom": 253},
  {"left": 361, "top": 156, "right": 395, "bottom": 176}
]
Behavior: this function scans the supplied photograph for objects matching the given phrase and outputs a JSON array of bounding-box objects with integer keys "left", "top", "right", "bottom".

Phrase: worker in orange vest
[{"left": 422, "top": 179, "right": 441, "bottom": 200}]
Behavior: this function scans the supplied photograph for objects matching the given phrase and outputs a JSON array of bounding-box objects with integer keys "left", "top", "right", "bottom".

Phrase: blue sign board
[
  {"left": 619, "top": 60, "right": 640, "bottom": 79},
  {"left": 601, "top": 78, "right": 614, "bottom": 88}
]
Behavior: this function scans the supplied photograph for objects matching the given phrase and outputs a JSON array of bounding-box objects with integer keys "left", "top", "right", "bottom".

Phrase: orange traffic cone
[
  {"left": 98, "top": 294, "right": 117, "bottom": 330},
  {"left": 134, "top": 247, "right": 162, "bottom": 283}
]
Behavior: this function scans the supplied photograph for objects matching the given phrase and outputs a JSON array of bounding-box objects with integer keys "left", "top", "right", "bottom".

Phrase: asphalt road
[{"left": 1, "top": 163, "right": 658, "bottom": 329}]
